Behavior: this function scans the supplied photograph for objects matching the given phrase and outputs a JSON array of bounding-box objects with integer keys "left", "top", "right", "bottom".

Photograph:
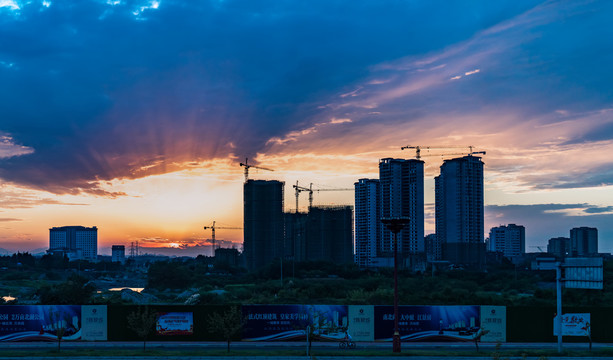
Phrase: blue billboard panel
[
  {"left": 0, "top": 305, "right": 81, "bottom": 342},
  {"left": 242, "top": 305, "right": 348, "bottom": 341},
  {"left": 374, "top": 305, "right": 480, "bottom": 342}
]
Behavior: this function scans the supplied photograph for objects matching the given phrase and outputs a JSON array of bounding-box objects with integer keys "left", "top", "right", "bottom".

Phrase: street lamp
[{"left": 381, "top": 216, "right": 410, "bottom": 353}]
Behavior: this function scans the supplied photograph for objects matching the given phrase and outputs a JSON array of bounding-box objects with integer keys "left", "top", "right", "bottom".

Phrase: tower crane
[
  {"left": 419, "top": 150, "right": 486, "bottom": 158},
  {"left": 293, "top": 181, "right": 353, "bottom": 212},
  {"left": 400, "top": 145, "right": 485, "bottom": 159},
  {"left": 239, "top": 157, "right": 274, "bottom": 182},
  {"left": 203, "top": 221, "right": 242, "bottom": 253}
]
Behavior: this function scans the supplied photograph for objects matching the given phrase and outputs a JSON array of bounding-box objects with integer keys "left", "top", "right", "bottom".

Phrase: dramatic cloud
[{"left": 0, "top": 0, "right": 545, "bottom": 195}]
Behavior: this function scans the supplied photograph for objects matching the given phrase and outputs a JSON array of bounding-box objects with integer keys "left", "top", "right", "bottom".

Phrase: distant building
[
  {"left": 425, "top": 233, "right": 442, "bottom": 262},
  {"left": 547, "top": 237, "right": 570, "bottom": 258},
  {"left": 305, "top": 205, "right": 354, "bottom": 264},
  {"left": 488, "top": 224, "right": 525, "bottom": 259},
  {"left": 214, "top": 247, "right": 240, "bottom": 268},
  {"left": 48, "top": 226, "right": 98, "bottom": 261},
  {"left": 379, "top": 158, "right": 425, "bottom": 256},
  {"left": 111, "top": 245, "right": 125, "bottom": 264},
  {"left": 435, "top": 155, "right": 485, "bottom": 269},
  {"left": 354, "top": 178, "right": 380, "bottom": 268},
  {"left": 570, "top": 227, "right": 598, "bottom": 256},
  {"left": 284, "top": 212, "right": 308, "bottom": 262},
  {"left": 243, "top": 180, "right": 285, "bottom": 271}
]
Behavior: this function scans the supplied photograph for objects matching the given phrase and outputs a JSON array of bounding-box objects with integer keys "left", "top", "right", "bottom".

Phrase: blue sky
[{"left": 0, "top": 0, "right": 612, "bottom": 254}]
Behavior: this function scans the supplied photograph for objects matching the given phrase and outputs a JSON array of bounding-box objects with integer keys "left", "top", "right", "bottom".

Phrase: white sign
[
  {"left": 81, "top": 305, "right": 107, "bottom": 341},
  {"left": 553, "top": 313, "right": 590, "bottom": 336},
  {"left": 480, "top": 306, "right": 506, "bottom": 342},
  {"left": 348, "top": 305, "right": 374, "bottom": 341}
]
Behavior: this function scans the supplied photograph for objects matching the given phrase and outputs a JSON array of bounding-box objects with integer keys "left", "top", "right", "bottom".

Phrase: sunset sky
[{"left": 1, "top": 0, "right": 613, "bottom": 256}]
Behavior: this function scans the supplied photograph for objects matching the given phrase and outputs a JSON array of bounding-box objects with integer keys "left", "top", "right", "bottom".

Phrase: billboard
[
  {"left": 156, "top": 312, "right": 194, "bottom": 336},
  {"left": 480, "top": 306, "right": 506, "bottom": 342},
  {"left": 348, "top": 305, "right": 374, "bottom": 341},
  {"left": 554, "top": 313, "right": 590, "bottom": 336},
  {"left": 81, "top": 305, "right": 107, "bottom": 341},
  {"left": 374, "top": 305, "right": 480, "bottom": 342},
  {"left": 0, "top": 305, "right": 81, "bottom": 342},
  {"left": 242, "top": 305, "right": 348, "bottom": 341}
]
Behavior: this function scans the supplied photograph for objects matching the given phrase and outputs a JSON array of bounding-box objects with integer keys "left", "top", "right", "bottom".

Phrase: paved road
[
  {"left": 1, "top": 341, "right": 610, "bottom": 359},
  {"left": 0, "top": 340, "right": 604, "bottom": 350}
]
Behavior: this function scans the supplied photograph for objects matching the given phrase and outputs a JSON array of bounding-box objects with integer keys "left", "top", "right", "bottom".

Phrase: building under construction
[
  {"left": 285, "top": 205, "right": 353, "bottom": 264},
  {"left": 243, "top": 179, "right": 285, "bottom": 271}
]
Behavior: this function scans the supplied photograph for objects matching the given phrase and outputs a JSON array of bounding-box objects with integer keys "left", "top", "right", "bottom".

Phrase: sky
[{"left": 1, "top": 0, "right": 613, "bottom": 256}]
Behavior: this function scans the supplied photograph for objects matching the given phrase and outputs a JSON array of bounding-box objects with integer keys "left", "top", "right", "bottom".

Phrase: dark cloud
[
  {"left": 584, "top": 206, "right": 613, "bottom": 214},
  {"left": 0, "top": 0, "right": 542, "bottom": 194}
]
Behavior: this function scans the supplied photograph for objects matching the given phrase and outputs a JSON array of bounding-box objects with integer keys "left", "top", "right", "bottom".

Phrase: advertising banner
[
  {"left": 374, "top": 305, "right": 480, "bottom": 342},
  {"left": 348, "top": 305, "right": 374, "bottom": 341},
  {"left": 0, "top": 305, "right": 81, "bottom": 342},
  {"left": 554, "top": 313, "right": 590, "bottom": 336},
  {"left": 81, "top": 305, "right": 107, "bottom": 341},
  {"left": 242, "top": 305, "right": 348, "bottom": 341},
  {"left": 156, "top": 312, "right": 194, "bottom": 336},
  {"left": 479, "top": 306, "right": 506, "bottom": 342}
]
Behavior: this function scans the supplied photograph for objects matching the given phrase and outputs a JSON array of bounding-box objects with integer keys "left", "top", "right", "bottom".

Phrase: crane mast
[
  {"left": 203, "top": 221, "right": 242, "bottom": 255},
  {"left": 239, "top": 157, "right": 274, "bottom": 182}
]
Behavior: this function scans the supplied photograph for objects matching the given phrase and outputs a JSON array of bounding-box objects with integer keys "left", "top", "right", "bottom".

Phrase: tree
[
  {"left": 127, "top": 306, "right": 158, "bottom": 351},
  {"left": 37, "top": 274, "right": 95, "bottom": 305},
  {"left": 49, "top": 310, "right": 72, "bottom": 352},
  {"left": 472, "top": 328, "right": 490, "bottom": 352},
  {"left": 207, "top": 306, "right": 244, "bottom": 352}
]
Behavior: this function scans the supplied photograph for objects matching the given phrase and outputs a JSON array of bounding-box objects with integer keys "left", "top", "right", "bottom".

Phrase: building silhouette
[
  {"left": 49, "top": 226, "right": 98, "bottom": 261},
  {"left": 243, "top": 180, "right": 285, "bottom": 271},
  {"left": 547, "top": 237, "right": 570, "bottom": 258},
  {"left": 488, "top": 224, "right": 525, "bottom": 259},
  {"left": 570, "top": 227, "right": 598, "bottom": 256},
  {"left": 111, "top": 245, "right": 125, "bottom": 264},
  {"left": 435, "top": 155, "right": 485, "bottom": 269},
  {"left": 305, "top": 205, "right": 354, "bottom": 264},
  {"left": 425, "top": 233, "right": 442, "bottom": 262},
  {"left": 284, "top": 212, "right": 308, "bottom": 262},
  {"left": 379, "top": 158, "right": 425, "bottom": 257},
  {"left": 354, "top": 178, "right": 380, "bottom": 268}
]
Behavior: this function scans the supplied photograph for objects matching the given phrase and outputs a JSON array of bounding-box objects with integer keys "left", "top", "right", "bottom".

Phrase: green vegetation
[
  {"left": 126, "top": 306, "right": 158, "bottom": 351},
  {"left": 3, "top": 251, "right": 613, "bottom": 307}
]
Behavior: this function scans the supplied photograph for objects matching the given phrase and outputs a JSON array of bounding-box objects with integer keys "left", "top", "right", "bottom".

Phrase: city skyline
[{"left": 1, "top": 1, "right": 613, "bottom": 255}]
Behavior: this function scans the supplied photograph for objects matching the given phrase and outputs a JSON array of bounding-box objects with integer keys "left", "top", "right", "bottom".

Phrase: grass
[{"left": 2, "top": 347, "right": 613, "bottom": 358}]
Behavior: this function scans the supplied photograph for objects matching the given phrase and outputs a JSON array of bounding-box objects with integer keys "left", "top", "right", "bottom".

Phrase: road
[{"left": 0, "top": 341, "right": 609, "bottom": 359}]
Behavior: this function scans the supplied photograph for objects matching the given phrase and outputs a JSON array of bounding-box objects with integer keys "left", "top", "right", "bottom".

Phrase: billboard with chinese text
[
  {"left": 374, "top": 305, "right": 480, "bottom": 342},
  {"left": 242, "top": 305, "right": 348, "bottom": 341},
  {"left": 0, "top": 305, "right": 81, "bottom": 342},
  {"left": 156, "top": 312, "right": 194, "bottom": 336},
  {"left": 554, "top": 313, "right": 590, "bottom": 336}
]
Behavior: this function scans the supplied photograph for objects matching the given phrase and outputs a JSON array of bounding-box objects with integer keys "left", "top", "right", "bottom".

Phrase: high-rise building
[
  {"left": 354, "top": 178, "right": 380, "bottom": 268},
  {"left": 488, "top": 224, "right": 525, "bottom": 259},
  {"left": 379, "top": 158, "right": 425, "bottom": 256},
  {"left": 49, "top": 226, "right": 98, "bottom": 261},
  {"left": 425, "top": 233, "right": 442, "bottom": 262},
  {"left": 305, "top": 206, "right": 354, "bottom": 264},
  {"left": 111, "top": 245, "right": 125, "bottom": 264},
  {"left": 243, "top": 180, "right": 285, "bottom": 271},
  {"left": 547, "top": 237, "right": 570, "bottom": 258},
  {"left": 435, "top": 155, "right": 485, "bottom": 269},
  {"left": 570, "top": 227, "right": 598, "bottom": 256},
  {"left": 284, "top": 212, "right": 308, "bottom": 262}
]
